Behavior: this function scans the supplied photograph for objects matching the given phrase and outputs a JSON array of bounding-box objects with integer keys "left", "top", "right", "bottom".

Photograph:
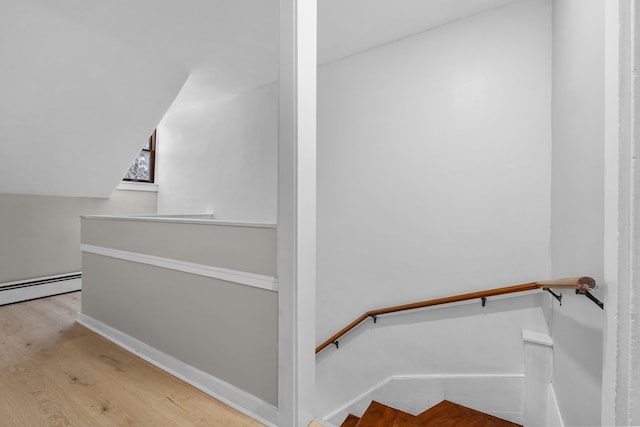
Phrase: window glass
[{"left": 124, "top": 130, "right": 156, "bottom": 183}]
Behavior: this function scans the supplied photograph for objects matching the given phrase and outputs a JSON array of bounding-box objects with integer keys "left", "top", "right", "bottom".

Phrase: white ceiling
[
  {"left": 0, "top": 0, "right": 188, "bottom": 197},
  {"left": 167, "top": 0, "right": 519, "bottom": 109},
  {"left": 16, "top": 0, "right": 520, "bottom": 110},
  {"left": 0, "top": 0, "right": 520, "bottom": 197},
  {"left": 318, "top": 0, "right": 518, "bottom": 64},
  {"left": 28, "top": 0, "right": 281, "bottom": 110}
]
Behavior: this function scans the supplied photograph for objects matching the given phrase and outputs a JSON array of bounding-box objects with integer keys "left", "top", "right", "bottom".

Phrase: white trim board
[
  {"left": 76, "top": 313, "right": 278, "bottom": 427},
  {"left": 81, "top": 244, "right": 278, "bottom": 292},
  {"left": 547, "top": 384, "right": 565, "bottom": 427},
  {"left": 82, "top": 214, "right": 276, "bottom": 228},
  {"left": 322, "top": 373, "right": 525, "bottom": 423},
  {"left": 522, "top": 330, "right": 553, "bottom": 347},
  {"left": 0, "top": 273, "right": 82, "bottom": 305},
  {"left": 116, "top": 182, "right": 159, "bottom": 192}
]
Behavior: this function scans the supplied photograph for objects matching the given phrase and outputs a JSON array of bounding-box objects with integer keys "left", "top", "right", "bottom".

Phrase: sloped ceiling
[
  {"left": 318, "top": 0, "right": 518, "bottom": 64},
  {"left": 0, "top": 0, "right": 518, "bottom": 197},
  {"left": 33, "top": 0, "right": 280, "bottom": 110},
  {"left": 0, "top": 0, "right": 279, "bottom": 197},
  {"left": 0, "top": 1, "right": 185, "bottom": 197}
]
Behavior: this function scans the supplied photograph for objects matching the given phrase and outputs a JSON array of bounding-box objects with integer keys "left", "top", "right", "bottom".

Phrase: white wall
[
  {"left": 157, "top": 84, "right": 278, "bottom": 223},
  {"left": 317, "top": 0, "right": 552, "bottom": 342},
  {"left": 316, "top": 294, "right": 549, "bottom": 425},
  {"left": 550, "top": 0, "right": 605, "bottom": 425}
]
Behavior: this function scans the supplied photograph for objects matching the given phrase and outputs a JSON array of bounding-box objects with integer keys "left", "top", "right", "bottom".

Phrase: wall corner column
[
  {"left": 603, "top": 0, "right": 639, "bottom": 425},
  {"left": 278, "top": 0, "right": 317, "bottom": 426}
]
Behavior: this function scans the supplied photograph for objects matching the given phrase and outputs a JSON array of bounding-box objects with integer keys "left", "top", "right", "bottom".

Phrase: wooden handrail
[{"left": 315, "top": 277, "right": 596, "bottom": 354}]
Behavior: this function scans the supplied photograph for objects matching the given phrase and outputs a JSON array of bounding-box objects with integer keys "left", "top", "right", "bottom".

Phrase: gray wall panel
[
  {"left": 81, "top": 253, "right": 278, "bottom": 405},
  {"left": 0, "top": 190, "right": 156, "bottom": 283},
  {"left": 82, "top": 219, "right": 276, "bottom": 276}
]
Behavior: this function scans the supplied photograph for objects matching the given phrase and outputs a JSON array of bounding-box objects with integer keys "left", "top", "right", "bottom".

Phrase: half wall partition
[{"left": 79, "top": 215, "right": 278, "bottom": 424}]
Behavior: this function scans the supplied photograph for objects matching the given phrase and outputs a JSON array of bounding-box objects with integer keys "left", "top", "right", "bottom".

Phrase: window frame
[{"left": 123, "top": 129, "right": 156, "bottom": 183}]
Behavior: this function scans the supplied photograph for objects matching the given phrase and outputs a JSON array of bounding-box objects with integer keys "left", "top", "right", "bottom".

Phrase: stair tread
[
  {"left": 345, "top": 399, "right": 521, "bottom": 427},
  {"left": 355, "top": 401, "right": 414, "bottom": 427},
  {"left": 415, "top": 400, "right": 521, "bottom": 427},
  {"left": 341, "top": 414, "right": 360, "bottom": 427}
]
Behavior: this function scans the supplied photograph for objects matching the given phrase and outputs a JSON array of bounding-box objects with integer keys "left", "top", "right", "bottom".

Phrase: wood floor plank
[
  {"left": 65, "top": 376, "right": 180, "bottom": 426},
  {"left": 44, "top": 333, "right": 214, "bottom": 426},
  {"left": 61, "top": 333, "right": 183, "bottom": 402},
  {"left": 0, "top": 362, "right": 98, "bottom": 426},
  {"left": 0, "top": 333, "right": 27, "bottom": 369},
  {"left": 0, "top": 305, "right": 30, "bottom": 337},
  {"left": 0, "top": 393, "right": 25, "bottom": 427},
  {"left": 0, "top": 325, "right": 63, "bottom": 368},
  {"left": 0, "top": 292, "right": 265, "bottom": 426},
  {"left": 22, "top": 296, "right": 79, "bottom": 331},
  {"left": 48, "top": 291, "right": 82, "bottom": 313},
  {"left": 155, "top": 385, "right": 261, "bottom": 426},
  {"left": 33, "top": 337, "right": 180, "bottom": 426}
]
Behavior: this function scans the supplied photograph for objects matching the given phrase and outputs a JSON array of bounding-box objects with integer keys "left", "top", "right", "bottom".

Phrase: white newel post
[
  {"left": 278, "top": 1, "right": 318, "bottom": 426},
  {"left": 523, "top": 331, "right": 553, "bottom": 427}
]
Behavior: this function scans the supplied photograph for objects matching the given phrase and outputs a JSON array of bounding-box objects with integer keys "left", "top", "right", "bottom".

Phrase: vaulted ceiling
[{"left": 0, "top": 0, "right": 518, "bottom": 197}]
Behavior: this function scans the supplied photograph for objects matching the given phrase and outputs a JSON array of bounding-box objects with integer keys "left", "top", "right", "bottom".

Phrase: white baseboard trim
[
  {"left": 76, "top": 313, "right": 278, "bottom": 427},
  {"left": 81, "top": 244, "right": 278, "bottom": 292},
  {"left": 0, "top": 272, "right": 82, "bottom": 305},
  {"left": 322, "top": 373, "right": 525, "bottom": 422},
  {"left": 547, "top": 384, "right": 565, "bottom": 427}
]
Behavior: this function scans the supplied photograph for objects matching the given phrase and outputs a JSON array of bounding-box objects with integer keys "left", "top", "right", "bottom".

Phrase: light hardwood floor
[{"left": 0, "top": 291, "right": 264, "bottom": 426}]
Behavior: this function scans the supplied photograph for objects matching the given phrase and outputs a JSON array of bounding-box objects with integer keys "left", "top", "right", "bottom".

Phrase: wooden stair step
[
  {"left": 342, "top": 399, "right": 521, "bottom": 427},
  {"left": 340, "top": 414, "right": 360, "bottom": 427},
  {"left": 341, "top": 399, "right": 522, "bottom": 427},
  {"left": 415, "top": 400, "right": 521, "bottom": 427},
  {"left": 354, "top": 401, "right": 415, "bottom": 427}
]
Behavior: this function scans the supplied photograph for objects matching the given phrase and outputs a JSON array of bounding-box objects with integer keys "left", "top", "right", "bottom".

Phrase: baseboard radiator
[{"left": 0, "top": 272, "right": 82, "bottom": 305}]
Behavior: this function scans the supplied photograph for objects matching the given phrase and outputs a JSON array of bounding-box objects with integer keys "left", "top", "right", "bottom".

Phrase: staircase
[{"left": 340, "top": 400, "right": 521, "bottom": 427}]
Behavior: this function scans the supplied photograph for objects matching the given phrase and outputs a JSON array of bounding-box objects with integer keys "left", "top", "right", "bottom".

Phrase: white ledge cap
[{"left": 522, "top": 330, "right": 553, "bottom": 347}]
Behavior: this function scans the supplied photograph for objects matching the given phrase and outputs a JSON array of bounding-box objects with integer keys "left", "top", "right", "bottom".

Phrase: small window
[{"left": 124, "top": 129, "right": 156, "bottom": 183}]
